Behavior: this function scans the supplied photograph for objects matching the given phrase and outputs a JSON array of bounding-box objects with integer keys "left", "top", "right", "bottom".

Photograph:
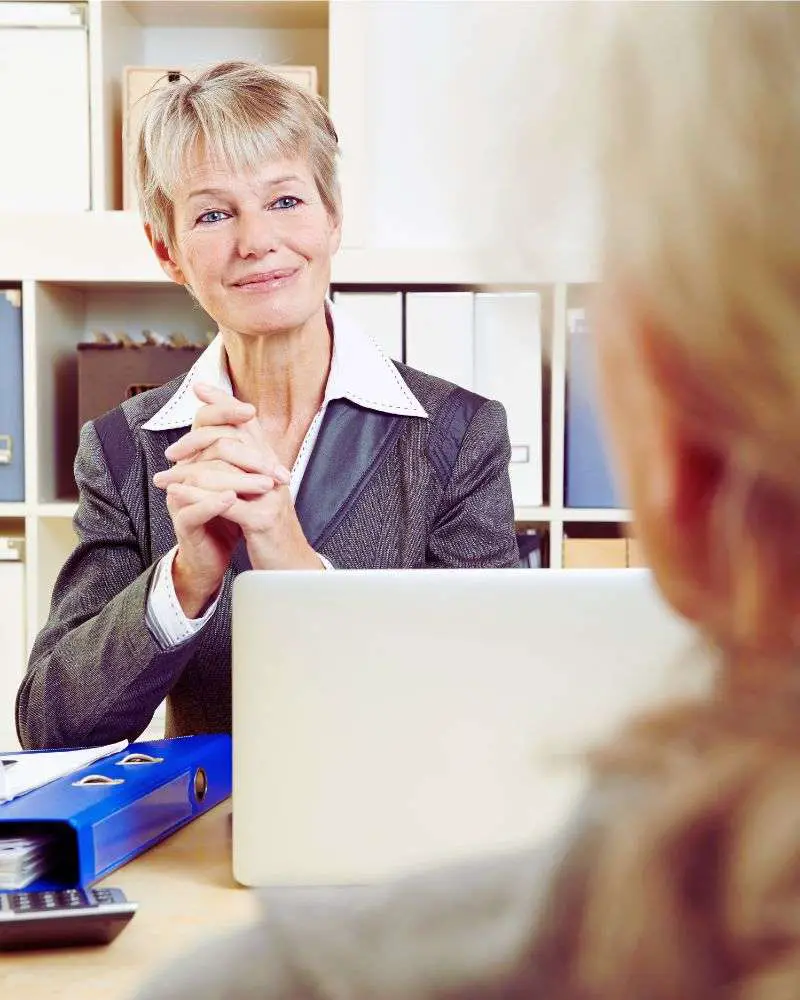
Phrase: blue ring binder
[{"left": 0, "top": 735, "right": 231, "bottom": 891}]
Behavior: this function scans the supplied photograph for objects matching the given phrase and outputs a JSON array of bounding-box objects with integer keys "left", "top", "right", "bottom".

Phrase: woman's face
[{"left": 164, "top": 152, "right": 341, "bottom": 338}]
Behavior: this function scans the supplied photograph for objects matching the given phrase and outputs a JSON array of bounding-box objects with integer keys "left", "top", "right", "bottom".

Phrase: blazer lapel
[
  {"left": 295, "top": 398, "right": 406, "bottom": 550},
  {"left": 230, "top": 399, "right": 406, "bottom": 572}
]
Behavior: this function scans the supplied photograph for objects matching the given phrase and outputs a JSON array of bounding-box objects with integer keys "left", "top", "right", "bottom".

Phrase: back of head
[
  {"left": 132, "top": 60, "right": 340, "bottom": 254},
  {"left": 558, "top": 7, "right": 800, "bottom": 999},
  {"left": 590, "top": 2, "right": 800, "bottom": 657}
]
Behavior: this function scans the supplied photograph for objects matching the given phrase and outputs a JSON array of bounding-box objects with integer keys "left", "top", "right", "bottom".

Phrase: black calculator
[{"left": 0, "top": 887, "right": 137, "bottom": 950}]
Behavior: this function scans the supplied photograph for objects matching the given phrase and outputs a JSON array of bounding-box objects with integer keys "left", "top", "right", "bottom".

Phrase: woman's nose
[{"left": 235, "top": 211, "right": 278, "bottom": 259}]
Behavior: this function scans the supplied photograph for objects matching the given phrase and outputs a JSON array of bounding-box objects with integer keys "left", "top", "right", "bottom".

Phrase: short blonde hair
[
  {"left": 591, "top": 3, "right": 800, "bottom": 651},
  {"left": 134, "top": 60, "right": 341, "bottom": 252}
]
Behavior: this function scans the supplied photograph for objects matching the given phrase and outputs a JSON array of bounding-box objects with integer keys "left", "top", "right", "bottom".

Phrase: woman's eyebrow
[
  {"left": 186, "top": 187, "right": 231, "bottom": 202},
  {"left": 186, "top": 176, "right": 305, "bottom": 202},
  {"left": 265, "top": 174, "right": 305, "bottom": 188}
]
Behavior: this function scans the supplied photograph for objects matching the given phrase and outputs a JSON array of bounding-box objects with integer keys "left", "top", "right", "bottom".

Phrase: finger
[
  {"left": 196, "top": 438, "right": 291, "bottom": 483},
  {"left": 166, "top": 483, "right": 237, "bottom": 530},
  {"left": 155, "top": 464, "right": 276, "bottom": 495},
  {"left": 192, "top": 394, "right": 255, "bottom": 430},
  {"left": 165, "top": 425, "right": 244, "bottom": 463},
  {"left": 167, "top": 431, "right": 290, "bottom": 483},
  {"left": 217, "top": 496, "right": 265, "bottom": 533},
  {"left": 194, "top": 381, "right": 255, "bottom": 412},
  {"left": 166, "top": 480, "right": 223, "bottom": 513}
]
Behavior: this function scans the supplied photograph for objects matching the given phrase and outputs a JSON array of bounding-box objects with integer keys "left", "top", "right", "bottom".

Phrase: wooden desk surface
[{"left": 0, "top": 804, "right": 258, "bottom": 999}]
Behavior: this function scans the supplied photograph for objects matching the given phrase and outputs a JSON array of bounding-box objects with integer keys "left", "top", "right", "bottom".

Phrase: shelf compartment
[
  {"left": 91, "top": 0, "right": 330, "bottom": 209},
  {"left": 29, "top": 281, "right": 214, "bottom": 504}
]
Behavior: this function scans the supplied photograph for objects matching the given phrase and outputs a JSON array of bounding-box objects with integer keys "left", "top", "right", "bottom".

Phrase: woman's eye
[
  {"left": 271, "top": 196, "right": 300, "bottom": 211},
  {"left": 197, "top": 210, "right": 229, "bottom": 225}
]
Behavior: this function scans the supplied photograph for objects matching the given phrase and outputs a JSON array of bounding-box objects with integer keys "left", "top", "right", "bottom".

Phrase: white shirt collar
[{"left": 141, "top": 300, "right": 427, "bottom": 431}]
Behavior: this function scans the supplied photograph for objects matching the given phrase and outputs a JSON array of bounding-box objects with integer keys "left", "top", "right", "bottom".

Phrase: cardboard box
[
  {"left": 123, "top": 65, "right": 319, "bottom": 210},
  {"left": 626, "top": 538, "right": 647, "bottom": 567},
  {"left": 562, "top": 537, "right": 628, "bottom": 569},
  {"left": 77, "top": 343, "right": 203, "bottom": 428}
]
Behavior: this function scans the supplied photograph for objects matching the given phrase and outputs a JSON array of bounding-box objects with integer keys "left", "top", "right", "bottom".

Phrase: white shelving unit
[{"left": 0, "top": 0, "right": 628, "bottom": 747}]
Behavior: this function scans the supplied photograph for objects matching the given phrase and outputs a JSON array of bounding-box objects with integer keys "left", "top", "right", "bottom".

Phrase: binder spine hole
[
  {"left": 116, "top": 753, "right": 164, "bottom": 766},
  {"left": 193, "top": 768, "right": 208, "bottom": 803},
  {"left": 73, "top": 774, "right": 125, "bottom": 787}
]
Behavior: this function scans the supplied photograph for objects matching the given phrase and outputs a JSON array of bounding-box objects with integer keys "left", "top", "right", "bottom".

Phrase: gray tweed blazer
[{"left": 17, "top": 363, "right": 517, "bottom": 749}]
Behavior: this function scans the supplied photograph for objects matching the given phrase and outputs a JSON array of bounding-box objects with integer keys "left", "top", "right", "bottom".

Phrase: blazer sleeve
[
  {"left": 16, "top": 421, "right": 202, "bottom": 749},
  {"left": 426, "top": 398, "right": 519, "bottom": 568}
]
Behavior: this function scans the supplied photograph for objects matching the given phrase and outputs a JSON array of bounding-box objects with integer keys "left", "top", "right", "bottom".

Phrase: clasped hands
[{"left": 152, "top": 383, "right": 322, "bottom": 618}]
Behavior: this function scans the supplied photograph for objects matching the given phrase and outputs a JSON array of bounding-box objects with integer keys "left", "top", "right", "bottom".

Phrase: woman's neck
[{"left": 220, "top": 307, "right": 332, "bottom": 436}]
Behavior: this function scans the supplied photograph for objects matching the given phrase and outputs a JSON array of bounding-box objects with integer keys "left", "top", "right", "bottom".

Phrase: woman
[
  {"left": 138, "top": 5, "right": 800, "bottom": 999},
  {"left": 16, "top": 62, "right": 518, "bottom": 750}
]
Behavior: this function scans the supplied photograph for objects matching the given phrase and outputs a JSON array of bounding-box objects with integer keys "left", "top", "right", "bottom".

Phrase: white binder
[
  {"left": 0, "top": 540, "right": 25, "bottom": 751},
  {"left": 404, "top": 292, "right": 474, "bottom": 388},
  {"left": 331, "top": 292, "right": 403, "bottom": 361},
  {"left": 0, "top": 3, "right": 90, "bottom": 211},
  {"left": 474, "top": 293, "right": 543, "bottom": 507}
]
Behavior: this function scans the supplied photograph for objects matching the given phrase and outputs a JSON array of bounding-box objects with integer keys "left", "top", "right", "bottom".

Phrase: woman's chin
[{"left": 222, "top": 311, "right": 311, "bottom": 339}]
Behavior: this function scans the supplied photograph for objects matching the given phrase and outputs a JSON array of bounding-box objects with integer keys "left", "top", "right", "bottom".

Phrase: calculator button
[{"left": 58, "top": 891, "right": 86, "bottom": 908}]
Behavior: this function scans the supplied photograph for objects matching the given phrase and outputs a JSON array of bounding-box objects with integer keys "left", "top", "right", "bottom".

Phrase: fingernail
[
  {"left": 164, "top": 445, "right": 176, "bottom": 459},
  {"left": 277, "top": 465, "right": 291, "bottom": 482}
]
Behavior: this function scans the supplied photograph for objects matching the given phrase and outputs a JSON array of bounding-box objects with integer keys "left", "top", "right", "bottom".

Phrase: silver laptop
[{"left": 232, "top": 568, "right": 704, "bottom": 887}]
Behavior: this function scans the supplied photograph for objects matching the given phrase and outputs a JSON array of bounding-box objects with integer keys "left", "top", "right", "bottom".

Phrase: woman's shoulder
[
  {"left": 76, "top": 374, "right": 187, "bottom": 488},
  {"left": 115, "top": 373, "right": 188, "bottom": 433},
  {"left": 136, "top": 786, "right": 630, "bottom": 1000},
  {"left": 393, "top": 360, "right": 494, "bottom": 423}
]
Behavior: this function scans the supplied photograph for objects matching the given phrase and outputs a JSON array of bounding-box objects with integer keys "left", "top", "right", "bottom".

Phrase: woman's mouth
[{"left": 232, "top": 268, "right": 300, "bottom": 291}]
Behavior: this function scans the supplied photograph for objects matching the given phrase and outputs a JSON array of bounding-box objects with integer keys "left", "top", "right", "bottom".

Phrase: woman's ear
[
  {"left": 652, "top": 424, "right": 727, "bottom": 618},
  {"left": 144, "top": 223, "right": 187, "bottom": 285},
  {"left": 593, "top": 296, "right": 728, "bottom": 631},
  {"left": 327, "top": 213, "right": 342, "bottom": 257}
]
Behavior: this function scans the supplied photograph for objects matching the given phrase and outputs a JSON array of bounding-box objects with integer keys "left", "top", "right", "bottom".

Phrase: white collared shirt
[{"left": 144, "top": 300, "right": 427, "bottom": 648}]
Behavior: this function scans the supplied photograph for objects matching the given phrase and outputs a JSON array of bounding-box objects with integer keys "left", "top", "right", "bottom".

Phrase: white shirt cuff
[
  {"left": 145, "top": 546, "right": 221, "bottom": 648},
  {"left": 318, "top": 553, "right": 334, "bottom": 570}
]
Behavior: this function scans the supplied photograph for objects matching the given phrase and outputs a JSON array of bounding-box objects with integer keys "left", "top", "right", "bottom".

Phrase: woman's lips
[{"left": 232, "top": 268, "right": 300, "bottom": 291}]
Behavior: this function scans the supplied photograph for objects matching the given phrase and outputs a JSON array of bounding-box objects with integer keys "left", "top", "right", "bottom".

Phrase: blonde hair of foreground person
[{"left": 566, "top": 5, "right": 800, "bottom": 999}]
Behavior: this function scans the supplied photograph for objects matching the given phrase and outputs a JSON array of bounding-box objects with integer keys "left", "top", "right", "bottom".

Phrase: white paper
[
  {"left": 0, "top": 741, "right": 128, "bottom": 803},
  {"left": 0, "top": 832, "right": 58, "bottom": 889}
]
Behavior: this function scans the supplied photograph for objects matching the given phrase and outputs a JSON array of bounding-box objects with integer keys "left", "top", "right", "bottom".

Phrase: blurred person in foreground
[{"left": 138, "top": 6, "right": 800, "bottom": 998}]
